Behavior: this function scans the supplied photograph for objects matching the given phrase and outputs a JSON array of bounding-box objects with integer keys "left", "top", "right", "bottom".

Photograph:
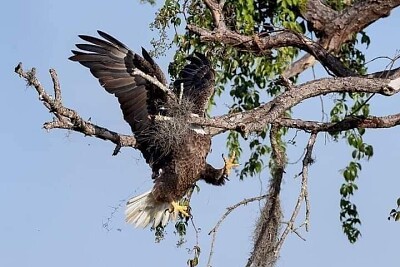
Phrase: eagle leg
[
  {"left": 223, "top": 151, "right": 239, "bottom": 177},
  {"left": 170, "top": 201, "right": 191, "bottom": 219}
]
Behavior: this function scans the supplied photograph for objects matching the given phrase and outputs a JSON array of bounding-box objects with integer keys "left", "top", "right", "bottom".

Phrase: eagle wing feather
[
  {"left": 174, "top": 52, "right": 215, "bottom": 116},
  {"left": 69, "top": 30, "right": 169, "bottom": 164}
]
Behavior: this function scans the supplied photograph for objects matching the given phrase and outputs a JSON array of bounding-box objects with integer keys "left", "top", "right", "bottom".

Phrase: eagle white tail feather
[{"left": 125, "top": 190, "right": 172, "bottom": 228}]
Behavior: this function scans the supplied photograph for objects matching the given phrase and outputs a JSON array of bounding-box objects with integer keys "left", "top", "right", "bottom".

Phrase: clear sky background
[{"left": 1, "top": 1, "right": 400, "bottom": 266}]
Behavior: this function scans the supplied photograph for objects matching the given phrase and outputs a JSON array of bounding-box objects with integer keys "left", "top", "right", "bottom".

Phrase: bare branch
[
  {"left": 275, "top": 132, "right": 318, "bottom": 256},
  {"left": 275, "top": 114, "right": 400, "bottom": 133},
  {"left": 283, "top": 54, "right": 317, "bottom": 79},
  {"left": 15, "top": 63, "right": 137, "bottom": 153},
  {"left": 50, "top": 69, "right": 62, "bottom": 103},
  {"left": 367, "top": 66, "right": 400, "bottom": 79},
  {"left": 206, "top": 194, "right": 267, "bottom": 267}
]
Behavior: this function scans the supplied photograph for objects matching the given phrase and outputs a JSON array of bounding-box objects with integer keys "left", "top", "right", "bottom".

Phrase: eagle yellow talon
[
  {"left": 223, "top": 151, "right": 239, "bottom": 176},
  {"left": 170, "top": 201, "right": 190, "bottom": 218}
]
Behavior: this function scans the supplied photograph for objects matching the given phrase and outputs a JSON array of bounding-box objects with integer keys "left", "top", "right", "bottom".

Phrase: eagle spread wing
[
  {"left": 70, "top": 31, "right": 236, "bottom": 228},
  {"left": 69, "top": 31, "right": 168, "bottom": 165}
]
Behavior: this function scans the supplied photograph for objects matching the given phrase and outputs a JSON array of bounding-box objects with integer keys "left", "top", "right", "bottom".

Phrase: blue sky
[{"left": 1, "top": 1, "right": 400, "bottom": 266}]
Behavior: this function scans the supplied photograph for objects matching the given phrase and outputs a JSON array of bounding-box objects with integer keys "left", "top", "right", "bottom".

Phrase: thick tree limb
[
  {"left": 283, "top": 54, "right": 317, "bottom": 79},
  {"left": 203, "top": 0, "right": 226, "bottom": 30},
  {"left": 196, "top": 112, "right": 400, "bottom": 136},
  {"left": 284, "top": 0, "right": 400, "bottom": 78},
  {"left": 189, "top": 0, "right": 400, "bottom": 79},
  {"left": 188, "top": 25, "right": 356, "bottom": 77},
  {"left": 189, "top": 76, "right": 400, "bottom": 135},
  {"left": 326, "top": 0, "right": 400, "bottom": 51},
  {"left": 300, "top": 0, "right": 337, "bottom": 32}
]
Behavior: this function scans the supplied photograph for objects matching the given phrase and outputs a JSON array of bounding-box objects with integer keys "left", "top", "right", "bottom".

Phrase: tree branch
[
  {"left": 16, "top": 62, "right": 400, "bottom": 149},
  {"left": 283, "top": 54, "right": 317, "bottom": 79},
  {"left": 300, "top": 0, "right": 337, "bottom": 32},
  {"left": 206, "top": 194, "right": 267, "bottom": 267},
  {"left": 367, "top": 66, "right": 400, "bottom": 79},
  {"left": 203, "top": 0, "right": 226, "bottom": 30},
  {"left": 15, "top": 63, "right": 137, "bottom": 155},
  {"left": 277, "top": 114, "right": 400, "bottom": 133},
  {"left": 284, "top": 0, "right": 400, "bottom": 78},
  {"left": 189, "top": 76, "right": 400, "bottom": 135},
  {"left": 275, "top": 132, "right": 317, "bottom": 256},
  {"left": 328, "top": 0, "right": 400, "bottom": 50},
  {"left": 187, "top": 25, "right": 356, "bottom": 77}
]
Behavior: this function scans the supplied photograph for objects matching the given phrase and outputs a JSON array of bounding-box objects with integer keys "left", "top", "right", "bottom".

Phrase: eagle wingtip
[{"left": 96, "top": 29, "right": 106, "bottom": 36}]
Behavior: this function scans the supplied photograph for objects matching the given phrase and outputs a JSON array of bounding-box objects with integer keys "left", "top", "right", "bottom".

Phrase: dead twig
[
  {"left": 275, "top": 132, "right": 317, "bottom": 255},
  {"left": 206, "top": 194, "right": 267, "bottom": 267}
]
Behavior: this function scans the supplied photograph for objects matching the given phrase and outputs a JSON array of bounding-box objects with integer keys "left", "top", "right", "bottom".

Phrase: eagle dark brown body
[
  {"left": 69, "top": 31, "right": 235, "bottom": 228},
  {"left": 152, "top": 133, "right": 212, "bottom": 203}
]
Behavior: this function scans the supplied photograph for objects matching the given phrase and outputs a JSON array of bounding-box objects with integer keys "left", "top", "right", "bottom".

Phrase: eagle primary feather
[{"left": 70, "top": 31, "right": 236, "bottom": 228}]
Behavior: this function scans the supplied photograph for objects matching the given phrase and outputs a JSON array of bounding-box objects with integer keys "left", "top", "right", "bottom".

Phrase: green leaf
[
  {"left": 343, "top": 169, "right": 350, "bottom": 181},
  {"left": 340, "top": 184, "right": 348, "bottom": 196}
]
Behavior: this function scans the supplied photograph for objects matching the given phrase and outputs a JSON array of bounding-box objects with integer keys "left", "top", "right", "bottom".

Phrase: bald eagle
[{"left": 69, "top": 31, "right": 237, "bottom": 228}]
